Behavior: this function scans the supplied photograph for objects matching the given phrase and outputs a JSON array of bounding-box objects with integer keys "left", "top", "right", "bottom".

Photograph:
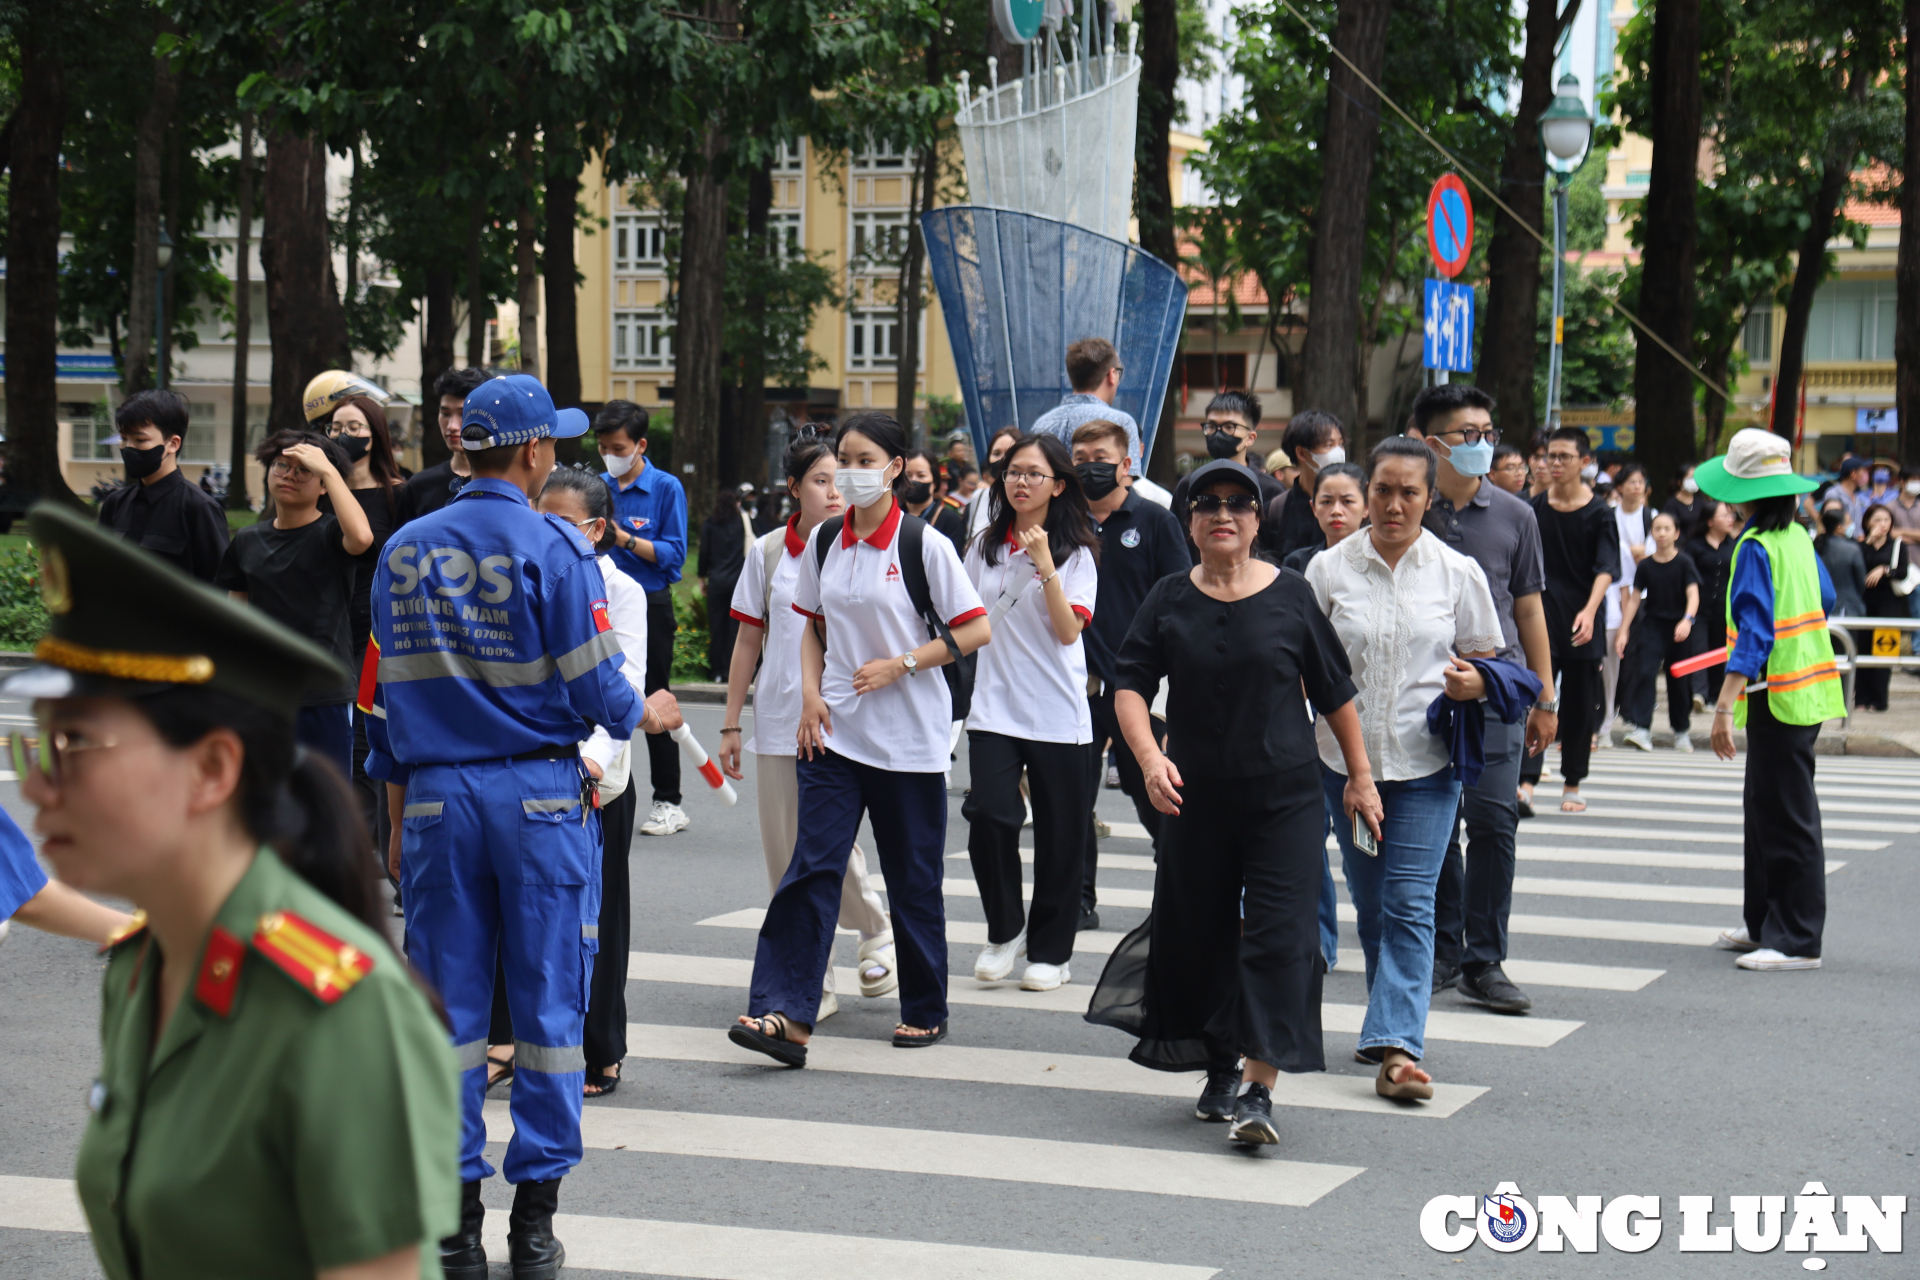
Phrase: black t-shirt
[
  {"left": 1633, "top": 551, "right": 1701, "bottom": 622},
  {"left": 401, "top": 462, "right": 468, "bottom": 520},
  {"left": 96, "top": 468, "right": 231, "bottom": 583},
  {"left": 215, "top": 514, "right": 358, "bottom": 705},
  {"left": 1683, "top": 533, "right": 1736, "bottom": 625},
  {"left": 320, "top": 485, "right": 406, "bottom": 663},
  {"left": 1114, "top": 567, "right": 1357, "bottom": 778},
  {"left": 1531, "top": 492, "right": 1620, "bottom": 663},
  {"left": 1085, "top": 490, "right": 1190, "bottom": 686}
]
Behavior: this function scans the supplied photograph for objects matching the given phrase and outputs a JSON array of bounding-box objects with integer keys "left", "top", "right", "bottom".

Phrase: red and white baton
[
  {"left": 670, "top": 723, "right": 738, "bottom": 806},
  {"left": 1669, "top": 645, "right": 1731, "bottom": 679}
]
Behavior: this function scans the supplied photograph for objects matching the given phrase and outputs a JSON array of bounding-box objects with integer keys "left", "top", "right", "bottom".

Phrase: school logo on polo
[
  {"left": 1120, "top": 528, "right": 1141, "bottom": 548},
  {"left": 885, "top": 562, "right": 902, "bottom": 582}
]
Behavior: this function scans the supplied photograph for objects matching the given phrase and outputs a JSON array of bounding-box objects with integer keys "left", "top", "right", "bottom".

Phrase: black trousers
[
  {"left": 586, "top": 784, "right": 639, "bottom": 1070},
  {"left": 706, "top": 575, "right": 741, "bottom": 680},
  {"left": 644, "top": 588, "right": 681, "bottom": 804},
  {"left": 1619, "top": 619, "right": 1696, "bottom": 734},
  {"left": 1086, "top": 765, "right": 1326, "bottom": 1074},
  {"left": 1085, "top": 690, "right": 1164, "bottom": 910},
  {"left": 1743, "top": 691, "right": 1825, "bottom": 958},
  {"left": 1434, "top": 718, "right": 1523, "bottom": 973},
  {"left": 965, "top": 731, "right": 1090, "bottom": 965},
  {"left": 1520, "top": 658, "right": 1598, "bottom": 788}
]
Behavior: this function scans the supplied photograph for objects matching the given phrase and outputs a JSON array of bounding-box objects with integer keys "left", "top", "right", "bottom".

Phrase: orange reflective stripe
[{"left": 1763, "top": 662, "right": 1840, "bottom": 691}]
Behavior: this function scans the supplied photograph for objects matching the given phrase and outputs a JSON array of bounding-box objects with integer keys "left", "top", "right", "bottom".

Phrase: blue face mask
[{"left": 1446, "top": 439, "right": 1494, "bottom": 478}]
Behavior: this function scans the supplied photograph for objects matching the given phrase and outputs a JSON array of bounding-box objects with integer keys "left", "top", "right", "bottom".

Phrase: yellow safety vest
[{"left": 1727, "top": 525, "right": 1845, "bottom": 727}]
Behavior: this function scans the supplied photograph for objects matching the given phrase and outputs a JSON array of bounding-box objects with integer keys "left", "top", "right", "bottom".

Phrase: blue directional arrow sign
[{"left": 1424, "top": 279, "right": 1476, "bottom": 373}]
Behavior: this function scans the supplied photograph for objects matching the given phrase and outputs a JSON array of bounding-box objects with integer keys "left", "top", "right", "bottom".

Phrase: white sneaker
[
  {"left": 1624, "top": 726, "right": 1654, "bottom": 752},
  {"left": 1105, "top": 765, "right": 1121, "bottom": 789},
  {"left": 639, "top": 800, "right": 690, "bottom": 836},
  {"left": 1736, "top": 948, "right": 1821, "bottom": 971},
  {"left": 1717, "top": 925, "right": 1760, "bottom": 952},
  {"left": 1020, "top": 961, "right": 1070, "bottom": 991},
  {"left": 974, "top": 931, "right": 1027, "bottom": 982},
  {"left": 1672, "top": 732, "right": 1694, "bottom": 753}
]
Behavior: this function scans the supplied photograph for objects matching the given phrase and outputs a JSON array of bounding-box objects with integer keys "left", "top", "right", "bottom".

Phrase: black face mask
[
  {"left": 121, "top": 443, "right": 167, "bottom": 480},
  {"left": 1204, "top": 430, "right": 1243, "bottom": 460},
  {"left": 901, "top": 481, "right": 933, "bottom": 504},
  {"left": 1075, "top": 460, "right": 1121, "bottom": 500},
  {"left": 335, "top": 434, "right": 371, "bottom": 463}
]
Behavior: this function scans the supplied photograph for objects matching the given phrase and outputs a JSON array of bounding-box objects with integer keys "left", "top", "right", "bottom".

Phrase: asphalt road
[{"left": 2, "top": 695, "right": 1916, "bottom": 1277}]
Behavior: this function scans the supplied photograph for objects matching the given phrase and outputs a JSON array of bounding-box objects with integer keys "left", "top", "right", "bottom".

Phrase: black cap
[
  {"left": 1, "top": 502, "right": 349, "bottom": 721},
  {"left": 1185, "top": 459, "right": 1266, "bottom": 499}
]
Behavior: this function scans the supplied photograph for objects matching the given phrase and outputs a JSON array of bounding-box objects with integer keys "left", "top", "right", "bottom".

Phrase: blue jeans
[
  {"left": 1318, "top": 816, "right": 1340, "bottom": 970},
  {"left": 1322, "top": 765, "right": 1463, "bottom": 1062}
]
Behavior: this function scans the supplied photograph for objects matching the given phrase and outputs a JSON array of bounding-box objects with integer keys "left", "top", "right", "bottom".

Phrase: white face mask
[
  {"left": 1580, "top": 463, "right": 1599, "bottom": 481},
  {"left": 1682, "top": 476, "right": 1699, "bottom": 494},
  {"left": 834, "top": 465, "right": 895, "bottom": 509},
  {"left": 1906, "top": 481, "right": 1920, "bottom": 497},
  {"left": 1309, "top": 446, "right": 1345, "bottom": 469},
  {"left": 602, "top": 450, "right": 637, "bottom": 479}
]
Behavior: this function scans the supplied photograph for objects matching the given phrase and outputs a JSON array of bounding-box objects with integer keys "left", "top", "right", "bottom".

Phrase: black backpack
[{"left": 813, "top": 513, "right": 973, "bottom": 720}]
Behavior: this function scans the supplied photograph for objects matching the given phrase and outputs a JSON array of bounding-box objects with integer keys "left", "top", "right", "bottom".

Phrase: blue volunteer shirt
[
  {"left": 363, "top": 477, "right": 640, "bottom": 775},
  {"left": 602, "top": 459, "right": 687, "bottom": 592},
  {"left": 0, "top": 806, "right": 46, "bottom": 919}
]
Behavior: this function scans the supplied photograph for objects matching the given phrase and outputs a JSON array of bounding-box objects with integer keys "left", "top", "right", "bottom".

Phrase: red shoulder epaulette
[
  {"left": 942, "top": 494, "right": 964, "bottom": 511},
  {"left": 252, "top": 910, "right": 374, "bottom": 1004},
  {"left": 98, "top": 909, "right": 149, "bottom": 954}
]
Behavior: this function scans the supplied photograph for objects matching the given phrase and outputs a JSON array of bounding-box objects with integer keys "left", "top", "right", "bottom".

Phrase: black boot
[
  {"left": 439, "top": 1179, "right": 487, "bottom": 1280},
  {"left": 508, "top": 1177, "right": 566, "bottom": 1279}
]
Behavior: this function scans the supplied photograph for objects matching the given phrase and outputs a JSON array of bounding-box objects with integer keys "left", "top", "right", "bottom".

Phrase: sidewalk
[{"left": 1615, "top": 667, "right": 1920, "bottom": 757}]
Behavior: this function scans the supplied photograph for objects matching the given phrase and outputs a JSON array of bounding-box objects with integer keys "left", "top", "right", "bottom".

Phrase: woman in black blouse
[
  {"left": 1857, "top": 503, "right": 1910, "bottom": 711},
  {"left": 1085, "top": 460, "right": 1381, "bottom": 1149}
]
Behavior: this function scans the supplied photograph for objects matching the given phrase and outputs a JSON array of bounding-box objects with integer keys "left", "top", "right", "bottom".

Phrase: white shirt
[
  {"left": 1607, "top": 503, "right": 1647, "bottom": 629},
  {"left": 792, "top": 501, "right": 987, "bottom": 773},
  {"left": 963, "top": 534, "right": 1097, "bottom": 744},
  {"left": 728, "top": 519, "right": 810, "bottom": 756},
  {"left": 1131, "top": 476, "right": 1174, "bottom": 510},
  {"left": 1306, "top": 528, "right": 1504, "bottom": 782},
  {"left": 579, "top": 558, "right": 650, "bottom": 771}
]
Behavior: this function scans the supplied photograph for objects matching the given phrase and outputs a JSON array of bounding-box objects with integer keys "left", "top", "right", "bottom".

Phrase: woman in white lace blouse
[{"left": 1305, "top": 436, "right": 1503, "bottom": 1103}]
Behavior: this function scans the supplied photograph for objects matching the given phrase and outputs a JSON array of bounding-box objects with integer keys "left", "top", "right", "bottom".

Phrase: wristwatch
[
  {"left": 902, "top": 652, "right": 919, "bottom": 677},
  {"left": 1534, "top": 697, "right": 1560, "bottom": 713}
]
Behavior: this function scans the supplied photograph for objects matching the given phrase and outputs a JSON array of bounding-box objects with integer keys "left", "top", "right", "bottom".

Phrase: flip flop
[
  {"left": 857, "top": 933, "right": 900, "bottom": 998},
  {"left": 485, "top": 1050, "right": 515, "bottom": 1090},
  {"left": 728, "top": 1013, "right": 808, "bottom": 1068},
  {"left": 1375, "top": 1053, "right": 1434, "bottom": 1102},
  {"left": 583, "top": 1063, "right": 620, "bottom": 1098},
  {"left": 1560, "top": 793, "right": 1587, "bottom": 814},
  {"left": 892, "top": 1021, "right": 948, "bottom": 1048}
]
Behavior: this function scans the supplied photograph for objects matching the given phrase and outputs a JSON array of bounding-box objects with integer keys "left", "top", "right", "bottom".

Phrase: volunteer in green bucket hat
[{"left": 1695, "top": 427, "right": 1841, "bottom": 973}]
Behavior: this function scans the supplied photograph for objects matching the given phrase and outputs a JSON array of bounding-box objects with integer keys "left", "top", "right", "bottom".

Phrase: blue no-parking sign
[{"left": 1424, "top": 279, "right": 1475, "bottom": 373}]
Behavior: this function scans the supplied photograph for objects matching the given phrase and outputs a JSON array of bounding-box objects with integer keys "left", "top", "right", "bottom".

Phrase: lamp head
[
  {"left": 1539, "top": 72, "right": 1594, "bottom": 163},
  {"left": 155, "top": 227, "right": 174, "bottom": 271}
]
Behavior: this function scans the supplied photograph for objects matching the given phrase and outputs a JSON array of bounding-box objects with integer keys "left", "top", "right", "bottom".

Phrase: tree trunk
[
  {"left": 1897, "top": 0, "right": 1920, "bottom": 466},
  {"left": 514, "top": 132, "right": 541, "bottom": 376},
  {"left": 4, "top": 17, "right": 77, "bottom": 505},
  {"left": 1137, "top": 0, "right": 1181, "bottom": 484},
  {"left": 1479, "top": 0, "right": 1572, "bottom": 439},
  {"left": 227, "top": 113, "right": 255, "bottom": 510},
  {"left": 543, "top": 161, "right": 581, "bottom": 408},
  {"left": 124, "top": 25, "right": 179, "bottom": 395},
  {"left": 261, "top": 128, "right": 351, "bottom": 433},
  {"left": 739, "top": 156, "right": 773, "bottom": 486},
  {"left": 1631, "top": 0, "right": 1703, "bottom": 475},
  {"left": 1298, "top": 0, "right": 1390, "bottom": 432},
  {"left": 1770, "top": 67, "right": 1868, "bottom": 441},
  {"left": 343, "top": 140, "right": 360, "bottom": 347},
  {"left": 1699, "top": 339, "right": 1735, "bottom": 459},
  {"left": 677, "top": 123, "right": 729, "bottom": 534},
  {"left": 466, "top": 194, "right": 488, "bottom": 367}
]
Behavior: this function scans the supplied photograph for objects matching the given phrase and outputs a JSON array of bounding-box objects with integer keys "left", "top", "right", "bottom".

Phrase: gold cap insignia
[{"left": 38, "top": 547, "right": 71, "bottom": 615}]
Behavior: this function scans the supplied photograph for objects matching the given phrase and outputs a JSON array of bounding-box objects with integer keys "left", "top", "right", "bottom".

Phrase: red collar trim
[
  {"left": 840, "top": 498, "right": 902, "bottom": 550},
  {"left": 784, "top": 515, "right": 806, "bottom": 558}
]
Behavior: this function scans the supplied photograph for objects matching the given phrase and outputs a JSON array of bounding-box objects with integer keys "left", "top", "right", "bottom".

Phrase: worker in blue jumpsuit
[{"left": 364, "top": 373, "right": 674, "bottom": 1280}]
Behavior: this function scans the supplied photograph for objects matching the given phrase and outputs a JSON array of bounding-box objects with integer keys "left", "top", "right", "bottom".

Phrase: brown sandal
[{"left": 1375, "top": 1051, "right": 1434, "bottom": 1101}]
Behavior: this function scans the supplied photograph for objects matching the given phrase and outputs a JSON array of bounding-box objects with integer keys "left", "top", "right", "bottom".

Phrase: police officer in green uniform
[{"left": 4, "top": 503, "right": 460, "bottom": 1280}]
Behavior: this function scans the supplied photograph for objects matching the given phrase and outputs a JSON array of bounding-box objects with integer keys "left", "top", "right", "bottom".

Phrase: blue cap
[{"left": 460, "top": 374, "right": 591, "bottom": 450}]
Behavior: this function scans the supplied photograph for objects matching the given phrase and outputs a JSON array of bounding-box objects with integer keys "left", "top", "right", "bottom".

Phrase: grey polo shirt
[{"left": 1423, "top": 477, "right": 1545, "bottom": 663}]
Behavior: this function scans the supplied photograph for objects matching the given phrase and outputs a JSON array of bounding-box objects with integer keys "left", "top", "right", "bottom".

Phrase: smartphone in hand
[{"left": 1353, "top": 811, "right": 1379, "bottom": 857}]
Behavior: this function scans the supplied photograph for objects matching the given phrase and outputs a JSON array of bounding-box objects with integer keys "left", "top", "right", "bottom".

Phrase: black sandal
[
  {"left": 728, "top": 1013, "right": 808, "bottom": 1068},
  {"left": 892, "top": 1021, "right": 948, "bottom": 1048},
  {"left": 485, "top": 1050, "right": 515, "bottom": 1089},
  {"left": 583, "top": 1063, "right": 620, "bottom": 1098}
]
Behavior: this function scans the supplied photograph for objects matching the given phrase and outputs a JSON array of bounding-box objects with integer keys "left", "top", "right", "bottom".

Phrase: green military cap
[{"left": 2, "top": 502, "right": 348, "bottom": 720}]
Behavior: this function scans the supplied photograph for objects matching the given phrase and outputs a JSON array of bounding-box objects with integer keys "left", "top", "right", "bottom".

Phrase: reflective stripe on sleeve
[
  {"left": 380, "top": 650, "right": 557, "bottom": 687},
  {"left": 581, "top": 924, "right": 599, "bottom": 939},
  {"left": 556, "top": 629, "right": 623, "bottom": 681}
]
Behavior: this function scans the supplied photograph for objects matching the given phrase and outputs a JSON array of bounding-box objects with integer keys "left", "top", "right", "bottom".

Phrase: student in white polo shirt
[
  {"left": 717, "top": 428, "right": 897, "bottom": 1020},
  {"left": 729, "top": 413, "right": 991, "bottom": 1065},
  {"left": 964, "top": 433, "right": 1101, "bottom": 992}
]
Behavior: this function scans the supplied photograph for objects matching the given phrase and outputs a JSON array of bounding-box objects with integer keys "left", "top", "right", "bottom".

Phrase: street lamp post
[
  {"left": 155, "top": 228, "right": 174, "bottom": 390},
  {"left": 1539, "top": 73, "right": 1594, "bottom": 433}
]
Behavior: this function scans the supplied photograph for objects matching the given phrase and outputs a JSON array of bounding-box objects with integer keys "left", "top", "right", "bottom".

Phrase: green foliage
[
  {"left": 671, "top": 585, "right": 709, "bottom": 683},
  {"left": 1560, "top": 151, "right": 1608, "bottom": 254},
  {"left": 1533, "top": 262, "right": 1635, "bottom": 413},
  {"left": 0, "top": 545, "right": 51, "bottom": 651},
  {"left": 923, "top": 394, "right": 965, "bottom": 440}
]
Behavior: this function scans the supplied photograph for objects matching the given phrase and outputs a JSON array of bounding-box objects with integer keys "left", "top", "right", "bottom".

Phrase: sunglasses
[{"left": 1190, "top": 493, "right": 1259, "bottom": 515}]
